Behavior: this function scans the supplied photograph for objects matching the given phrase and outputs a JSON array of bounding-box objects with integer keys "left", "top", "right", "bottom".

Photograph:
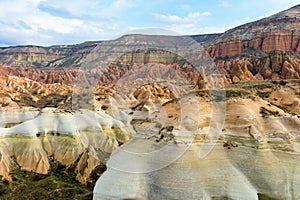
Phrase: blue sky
[{"left": 0, "top": 0, "right": 299, "bottom": 47}]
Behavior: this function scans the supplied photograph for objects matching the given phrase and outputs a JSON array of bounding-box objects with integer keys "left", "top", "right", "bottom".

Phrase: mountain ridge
[
  {"left": 0, "top": 5, "right": 299, "bottom": 84},
  {"left": 1, "top": 5, "right": 299, "bottom": 52}
]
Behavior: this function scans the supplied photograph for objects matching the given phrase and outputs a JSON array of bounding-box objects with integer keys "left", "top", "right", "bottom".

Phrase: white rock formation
[
  {"left": 94, "top": 143, "right": 300, "bottom": 199},
  {"left": 0, "top": 108, "right": 134, "bottom": 182},
  {"left": 94, "top": 97, "right": 300, "bottom": 199}
]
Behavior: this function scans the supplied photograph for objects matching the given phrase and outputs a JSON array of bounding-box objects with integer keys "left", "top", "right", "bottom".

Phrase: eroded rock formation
[
  {"left": 0, "top": 5, "right": 299, "bottom": 87},
  {"left": 0, "top": 5, "right": 299, "bottom": 199},
  {"left": 0, "top": 108, "right": 134, "bottom": 183},
  {"left": 94, "top": 81, "right": 300, "bottom": 199}
]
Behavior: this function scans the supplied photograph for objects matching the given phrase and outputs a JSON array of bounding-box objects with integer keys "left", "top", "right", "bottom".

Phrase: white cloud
[
  {"left": 181, "top": 4, "right": 192, "bottom": 11},
  {"left": 154, "top": 12, "right": 211, "bottom": 24},
  {"left": 1, "top": 0, "right": 297, "bottom": 47},
  {"left": 28, "top": 14, "right": 83, "bottom": 34},
  {"left": 0, "top": 0, "right": 135, "bottom": 46},
  {"left": 202, "top": 12, "right": 212, "bottom": 16},
  {"left": 218, "top": 0, "right": 230, "bottom": 7},
  {"left": 154, "top": 14, "right": 187, "bottom": 23},
  {"left": 124, "top": 27, "right": 180, "bottom": 37},
  {"left": 110, "top": 0, "right": 134, "bottom": 9},
  {"left": 153, "top": 11, "right": 214, "bottom": 36},
  {"left": 164, "top": 23, "right": 229, "bottom": 35}
]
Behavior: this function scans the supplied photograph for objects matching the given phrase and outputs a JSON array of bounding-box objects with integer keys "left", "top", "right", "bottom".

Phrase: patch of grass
[
  {"left": 0, "top": 157, "right": 105, "bottom": 200},
  {"left": 17, "top": 93, "right": 72, "bottom": 108},
  {"left": 227, "top": 80, "right": 274, "bottom": 90},
  {"left": 194, "top": 89, "right": 227, "bottom": 101},
  {"left": 257, "top": 193, "right": 280, "bottom": 200},
  {"left": 87, "top": 165, "right": 107, "bottom": 188},
  {"left": 259, "top": 107, "right": 280, "bottom": 118},
  {"left": 194, "top": 89, "right": 209, "bottom": 98},
  {"left": 225, "top": 88, "right": 250, "bottom": 98},
  {"left": 256, "top": 90, "right": 271, "bottom": 98}
]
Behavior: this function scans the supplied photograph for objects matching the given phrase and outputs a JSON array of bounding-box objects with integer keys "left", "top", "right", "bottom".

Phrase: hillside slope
[{"left": 0, "top": 5, "right": 299, "bottom": 85}]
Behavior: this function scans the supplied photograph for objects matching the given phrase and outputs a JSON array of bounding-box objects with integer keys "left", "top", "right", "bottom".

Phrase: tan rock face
[
  {"left": 207, "top": 5, "right": 300, "bottom": 58},
  {"left": 0, "top": 6, "right": 299, "bottom": 197},
  {"left": 94, "top": 143, "right": 300, "bottom": 199},
  {"left": 205, "top": 6, "right": 300, "bottom": 82},
  {"left": 0, "top": 6, "right": 299, "bottom": 87},
  {"left": 208, "top": 29, "right": 300, "bottom": 58},
  {"left": 93, "top": 80, "right": 300, "bottom": 199},
  {"left": 75, "top": 145, "right": 101, "bottom": 185},
  {"left": 0, "top": 108, "right": 134, "bottom": 183},
  {"left": 0, "top": 144, "right": 11, "bottom": 181},
  {"left": 215, "top": 52, "right": 300, "bottom": 82}
]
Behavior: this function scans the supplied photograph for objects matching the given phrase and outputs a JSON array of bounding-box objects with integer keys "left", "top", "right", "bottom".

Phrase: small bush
[
  {"left": 279, "top": 80, "right": 287, "bottom": 86},
  {"left": 260, "top": 107, "right": 280, "bottom": 117}
]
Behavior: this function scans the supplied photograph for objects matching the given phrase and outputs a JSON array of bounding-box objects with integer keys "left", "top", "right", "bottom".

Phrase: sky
[{"left": 0, "top": 0, "right": 299, "bottom": 47}]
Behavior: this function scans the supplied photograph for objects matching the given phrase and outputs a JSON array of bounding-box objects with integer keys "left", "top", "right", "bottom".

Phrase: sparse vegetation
[
  {"left": 0, "top": 156, "right": 106, "bottom": 200},
  {"left": 0, "top": 103, "right": 9, "bottom": 107},
  {"left": 225, "top": 88, "right": 250, "bottom": 98},
  {"left": 260, "top": 107, "right": 280, "bottom": 117},
  {"left": 257, "top": 193, "right": 281, "bottom": 200},
  {"left": 16, "top": 93, "right": 72, "bottom": 108},
  {"left": 0, "top": 158, "right": 96, "bottom": 200}
]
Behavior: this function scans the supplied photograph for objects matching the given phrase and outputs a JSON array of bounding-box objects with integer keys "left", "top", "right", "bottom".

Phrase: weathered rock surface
[
  {"left": 207, "top": 5, "right": 300, "bottom": 81},
  {"left": 215, "top": 52, "right": 300, "bottom": 82},
  {"left": 0, "top": 108, "right": 134, "bottom": 183},
  {"left": 94, "top": 143, "right": 300, "bottom": 199},
  {"left": 0, "top": 5, "right": 299, "bottom": 199},
  {"left": 0, "top": 6, "right": 299, "bottom": 86},
  {"left": 207, "top": 5, "right": 300, "bottom": 58},
  {"left": 94, "top": 94, "right": 300, "bottom": 199},
  {"left": 92, "top": 78, "right": 299, "bottom": 199}
]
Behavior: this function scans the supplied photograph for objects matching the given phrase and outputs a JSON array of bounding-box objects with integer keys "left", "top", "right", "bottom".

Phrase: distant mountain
[
  {"left": 207, "top": 4, "right": 300, "bottom": 57},
  {"left": 0, "top": 5, "right": 299, "bottom": 84},
  {"left": 207, "top": 5, "right": 300, "bottom": 81}
]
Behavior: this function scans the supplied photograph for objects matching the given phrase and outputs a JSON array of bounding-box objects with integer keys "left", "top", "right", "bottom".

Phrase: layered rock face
[
  {"left": 207, "top": 5, "right": 300, "bottom": 58},
  {"left": 94, "top": 80, "right": 300, "bottom": 199},
  {"left": 0, "top": 41, "right": 99, "bottom": 85},
  {"left": 208, "top": 5, "right": 300, "bottom": 81},
  {"left": 0, "top": 6, "right": 299, "bottom": 86},
  {"left": 215, "top": 52, "right": 300, "bottom": 82},
  {"left": 0, "top": 4, "right": 299, "bottom": 199},
  {"left": 0, "top": 108, "right": 134, "bottom": 184},
  {"left": 94, "top": 144, "right": 300, "bottom": 199}
]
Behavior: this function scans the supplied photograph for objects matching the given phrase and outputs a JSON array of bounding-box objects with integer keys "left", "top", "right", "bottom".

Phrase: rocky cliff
[
  {"left": 0, "top": 5, "right": 300, "bottom": 199},
  {"left": 0, "top": 108, "right": 134, "bottom": 184},
  {"left": 207, "top": 5, "right": 300, "bottom": 58},
  {"left": 0, "top": 5, "right": 299, "bottom": 85},
  {"left": 208, "top": 5, "right": 300, "bottom": 81},
  {"left": 94, "top": 79, "right": 300, "bottom": 199}
]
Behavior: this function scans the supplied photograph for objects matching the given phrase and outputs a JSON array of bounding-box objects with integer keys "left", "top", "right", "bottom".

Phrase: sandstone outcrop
[
  {"left": 0, "top": 6, "right": 299, "bottom": 87},
  {"left": 207, "top": 5, "right": 300, "bottom": 58},
  {"left": 94, "top": 143, "right": 300, "bottom": 199},
  {"left": 0, "top": 108, "right": 134, "bottom": 183},
  {"left": 0, "top": 5, "right": 299, "bottom": 199},
  {"left": 207, "top": 5, "right": 300, "bottom": 81},
  {"left": 94, "top": 83, "right": 300, "bottom": 199}
]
